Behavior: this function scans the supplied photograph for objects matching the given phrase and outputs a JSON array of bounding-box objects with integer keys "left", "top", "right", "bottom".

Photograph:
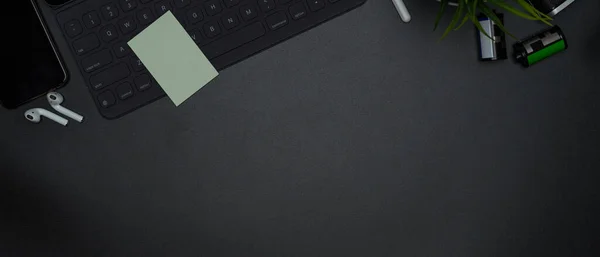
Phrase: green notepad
[{"left": 128, "top": 11, "right": 218, "bottom": 106}]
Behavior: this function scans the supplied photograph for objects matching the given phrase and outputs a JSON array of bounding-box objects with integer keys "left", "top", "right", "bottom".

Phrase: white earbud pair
[{"left": 24, "top": 92, "right": 84, "bottom": 126}]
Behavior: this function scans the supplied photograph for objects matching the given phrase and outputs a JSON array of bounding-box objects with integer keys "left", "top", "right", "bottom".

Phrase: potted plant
[{"left": 434, "top": 0, "right": 553, "bottom": 39}]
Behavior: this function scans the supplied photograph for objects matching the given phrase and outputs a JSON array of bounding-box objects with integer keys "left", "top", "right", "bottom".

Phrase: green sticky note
[{"left": 128, "top": 11, "right": 218, "bottom": 106}]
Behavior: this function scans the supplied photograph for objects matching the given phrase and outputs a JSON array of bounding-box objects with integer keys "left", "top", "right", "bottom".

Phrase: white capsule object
[{"left": 392, "top": 0, "right": 412, "bottom": 23}]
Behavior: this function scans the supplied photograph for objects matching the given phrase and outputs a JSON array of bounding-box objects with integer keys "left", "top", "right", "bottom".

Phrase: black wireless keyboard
[{"left": 50, "top": 0, "right": 367, "bottom": 119}]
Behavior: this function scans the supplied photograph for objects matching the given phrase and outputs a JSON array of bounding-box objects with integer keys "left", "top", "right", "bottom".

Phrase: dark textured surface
[{"left": 1, "top": 0, "right": 599, "bottom": 256}]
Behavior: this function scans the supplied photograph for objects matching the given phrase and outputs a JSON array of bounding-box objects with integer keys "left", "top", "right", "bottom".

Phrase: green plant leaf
[
  {"left": 472, "top": 0, "right": 480, "bottom": 16},
  {"left": 450, "top": 1, "right": 465, "bottom": 29},
  {"left": 490, "top": 1, "right": 538, "bottom": 20},
  {"left": 479, "top": 2, "right": 517, "bottom": 39},
  {"left": 440, "top": 1, "right": 466, "bottom": 39},
  {"left": 454, "top": 15, "right": 471, "bottom": 31},
  {"left": 469, "top": 1, "right": 493, "bottom": 40},
  {"left": 515, "top": 0, "right": 553, "bottom": 26},
  {"left": 519, "top": 0, "right": 554, "bottom": 20},
  {"left": 471, "top": 15, "right": 492, "bottom": 40},
  {"left": 453, "top": 0, "right": 471, "bottom": 30},
  {"left": 455, "top": 0, "right": 475, "bottom": 31},
  {"left": 513, "top": 0, "right": 553, "bottom": 21},
  {"left": 532, "top": 7, "right": 553, "bottom": 21},
  {"left": 434, "top": 0, "right": 450, "bottom": 31}
]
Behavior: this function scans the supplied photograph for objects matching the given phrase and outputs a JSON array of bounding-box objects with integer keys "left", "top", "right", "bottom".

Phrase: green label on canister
[{"left": 527, "top": 40, "right": 566, "bottom": 65}]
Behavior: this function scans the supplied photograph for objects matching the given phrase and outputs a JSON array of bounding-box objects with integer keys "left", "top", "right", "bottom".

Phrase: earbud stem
[
  {"left": 54, "top": 105, "right": 84, "bottom": 122},
  {"left": 40, "top": 109, "right": 69, "bottom": 126}
]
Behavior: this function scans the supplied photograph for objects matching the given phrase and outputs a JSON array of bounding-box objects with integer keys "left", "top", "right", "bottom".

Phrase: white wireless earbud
[
  {"left": 24, "top": 108, "right": 69, "bottom": 126},
  {"left": 47, "top": 92, "right": 84, "bottom": 122}
]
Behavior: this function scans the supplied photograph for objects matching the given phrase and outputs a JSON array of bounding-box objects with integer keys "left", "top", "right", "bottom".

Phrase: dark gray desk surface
[{"left": 2, "top": 1, "right": 600, "bottom": 256}]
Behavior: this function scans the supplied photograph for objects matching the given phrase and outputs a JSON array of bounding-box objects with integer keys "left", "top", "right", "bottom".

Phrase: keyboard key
[
  {"left": 97, "top": 91, "right": 116, "bottom": 108},
  {"left": 140, "top": 0, "right": 153, "bottom": 3},
  {"left": 73, "top": 34, "right": 100, "bottom": 55},
  {"left": 266, "top": 12, "right": 288, "bottom": 30},
  {"left": 174, "top": 12, "right": 187, "bottom": 26},
  {"left": 155, "top": 0, "right": 172, "bottom": 17},
  {"left": 307, "top": 0, "right": 326, "bottom": 11},
  {"left": 130, "top": 56, "right": 146, "bottom": 71},
  {"left": 116, "top": 83, "right": 135, "bottom": 100},
  {"left": 100, "top": 25, "right": 119, "bottom": 42},
  {"left": 117, "top": 17, "right": 137, "bottom": 34},
  {"left": 101, "top": 4, "right": 119, "bottom": 21},
  {"left": 64, "top": 20, "right": 82, "bottom": 38},
  {"left": 174, "top": 0, "right": 191, "bottom": 8},
  {"left": 135, "top": 74, "right": 153, "bottom": 91},
  {"left": 90, "top": 63, "right": 130, "bottom": 90},
  {"left": 82, "top": 49, "right": 113, "bottom": 73},
  {"left": 188, "top": 29, "right": 202, "bottom": 42},
  {"left": 224, "top": 0, "right": 240, "bottom": 7},
  {"left": 202, "top": 22, "right": 265, "bottom": 59},
  {"left": 187, "top": 7, "right": 204, "bottom": 24},
  {"left": 83, "top": 11, "right": 101, "bottom": 29},
  {"left": 205, "top": 0, "right": 223, "bottom": 16},
  {"left": 328, "top": 0, "right": 340, "bottom": 2},
  {"left": 113, "top": 42, "right": 132, "bottom": 58},
  {"left": 120, "top": 0, "right": 137, "bottom": 12},
  {"left": 289, "top": 3, "right": 307, "bottom": 20},
  {"left": 279, "top": 0, "right": 293, "bottom": 4},
  {"left": 221, "top": 13, "right": 239, "bottom": 30},
  {"left": 203, "top": 21, "right": 221, "bottom": 38},
  {"left": 137, "top": 8, "right": 155, "bottom": 26},
  {"left": 258, "top": 0, "right": 276, "bottom": 13},
  {"left": 240, "top": 5, "right": 258, "bottom": 21}
]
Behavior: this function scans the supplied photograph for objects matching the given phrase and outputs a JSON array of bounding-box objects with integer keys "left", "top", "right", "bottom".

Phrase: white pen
[{"left": 391, "top": 0, "right": 412, "bottom": 23}]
